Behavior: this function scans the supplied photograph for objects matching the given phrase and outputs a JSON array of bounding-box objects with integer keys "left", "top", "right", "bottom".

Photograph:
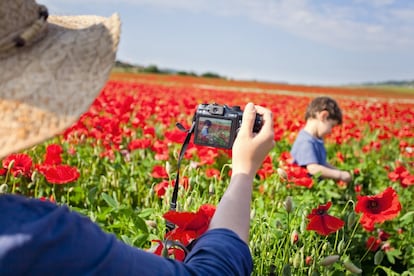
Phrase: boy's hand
[{"left": 339, "top": 170, "right": 352, "bottom": 183}]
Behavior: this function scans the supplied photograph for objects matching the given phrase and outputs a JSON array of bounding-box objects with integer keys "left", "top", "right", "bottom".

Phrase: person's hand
[
  {"left": 339, "top": 170, "right": 352, "bottom": 183},
  {"left": 232, "top": 102, "right": 275, "bottom": 177}
]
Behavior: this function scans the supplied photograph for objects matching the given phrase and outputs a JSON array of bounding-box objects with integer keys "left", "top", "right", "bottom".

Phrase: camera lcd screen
[{"left": 194, "top": 116, "right": 233, "bottom": 148}]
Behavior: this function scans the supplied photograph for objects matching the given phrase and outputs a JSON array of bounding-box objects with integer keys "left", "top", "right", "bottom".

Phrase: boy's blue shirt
[
  {"left": 290, "top": 129, "right": 327, "bottom": 166},
  {"left": 0, "top": 194, "right": 252, "bottom": 276}
]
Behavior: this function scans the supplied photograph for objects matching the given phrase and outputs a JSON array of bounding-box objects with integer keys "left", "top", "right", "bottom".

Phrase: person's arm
[
  {"left": 208, "top": 103, "right": 275, "bottom": 243},
  {"left": 306, "top": 163, "right": 352, "bottom": 183},
  {"left": 0, "top": 195, "right": 250, "bottom": 275}
]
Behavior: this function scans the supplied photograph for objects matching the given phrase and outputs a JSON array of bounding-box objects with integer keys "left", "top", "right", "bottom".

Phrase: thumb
[{"left": 239, "top": 102, "right": 256, "bottom": 136}]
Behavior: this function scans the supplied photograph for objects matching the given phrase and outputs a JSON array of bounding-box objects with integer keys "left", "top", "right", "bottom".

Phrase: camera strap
[{"left": 165, "top": 121, "right": 195, "bottom": 232}]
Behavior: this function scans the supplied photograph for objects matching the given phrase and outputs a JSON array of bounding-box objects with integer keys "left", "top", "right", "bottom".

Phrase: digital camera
[{"left": 193, "top": 103, "right": 263, "bottom": 149}]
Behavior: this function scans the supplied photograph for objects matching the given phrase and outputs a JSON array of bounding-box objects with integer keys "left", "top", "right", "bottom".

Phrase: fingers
[
  {"left": 240, "top": 103, "right": 274, "bottom": 137},
  {"left": 254, "top": 105, "right": 274, "bottom": 133},
  {"left": 239, "top": 102, "right": 256, "bottom": 136}
]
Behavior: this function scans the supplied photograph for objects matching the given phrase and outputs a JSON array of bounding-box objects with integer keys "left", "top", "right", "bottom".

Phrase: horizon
[{"left": 41, "top": 0, "right": 414, "bottom": 86}]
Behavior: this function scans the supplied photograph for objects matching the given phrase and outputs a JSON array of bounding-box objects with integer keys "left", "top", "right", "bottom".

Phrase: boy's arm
[{"left": 306, "top": 163, "right": 352, "bottom": 183}]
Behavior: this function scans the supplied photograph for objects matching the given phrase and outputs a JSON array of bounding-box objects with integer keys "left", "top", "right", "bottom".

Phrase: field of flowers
[{"left": 2, "top": 72, "right": 413, "bottom": 275}]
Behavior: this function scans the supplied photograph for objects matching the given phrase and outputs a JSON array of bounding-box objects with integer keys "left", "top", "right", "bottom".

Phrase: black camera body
[{"left": 193, "top": 103, "right": 263, "bottom": 149}]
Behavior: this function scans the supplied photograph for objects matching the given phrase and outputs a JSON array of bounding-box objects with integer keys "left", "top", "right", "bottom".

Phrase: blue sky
[{"left": 41, "top": 0, "right": 414, "bottom": 85}]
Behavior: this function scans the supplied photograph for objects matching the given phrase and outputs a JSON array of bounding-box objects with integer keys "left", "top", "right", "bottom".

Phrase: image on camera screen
[{"left": 194, "top": 116, "right": 233, "bottom": 148}]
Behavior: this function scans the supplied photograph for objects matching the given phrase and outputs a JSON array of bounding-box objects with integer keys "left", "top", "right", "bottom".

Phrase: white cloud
[
  {"left": 41, "top": 0, "right": 414, "bottom": 51},
  {"left": 352, "top": 0, "right": 395, "bottom": 7}
]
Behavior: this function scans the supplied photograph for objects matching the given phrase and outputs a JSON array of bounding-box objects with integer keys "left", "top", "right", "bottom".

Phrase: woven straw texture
[{"left": 0, "top": 9, "right": 121, "bottom": 159}]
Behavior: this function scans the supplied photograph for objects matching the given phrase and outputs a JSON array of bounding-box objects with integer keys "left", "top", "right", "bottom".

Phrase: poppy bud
[
  {"left": 250, "top": 209, "right": 255, "bottom": 220},
  {"left": 145, "top": 220, "right": 158, "bottom": 229},
  {"left": 208, "top": 183, "right": 215, "bottom": 195},
  {"left": 277, "top": 167, "right": 288, "bottom": 180},
  {"left": 31, "top": 171, "right": 37, "bottom": 182},
  {"left": 190, "top": 161, "right": 198, "bottom": 169},
  {"left": 337, "top": 240, "right": 345, "bottom": 254},
  {"left": 290, "top": 229, "right": 299, "bottom": 245},
  {"left": 185, "top": 196, "right": 193, "bottom": 208},
  {"left": 292, "top": 252, "right": 301, "bottom": 268},
  {"left": 275, "top": 219, "right": 283, "bottom": 229},
  {"left": 0, "top": 183, "right": 8, "bottom": 193},
  {"left": 300, "top": 212, "right": 307, "bottom": 232},
  {"left": 284, "top": 196, "right": 294, "bottom": 213},
  {"left": 305, "top": 256, "right": 313, "bottom": 266},
  {"left": 347, "top": 212, "right": 356, "bottom": 229},
  {"left": 343, "top": 261, "right": 362, "bottom": 274},
  {"left": 374, "top": 250, "right": 384, "bottom": 265},
  {"left": 165, "top": 161, "right": 172, "bottom": 176},
  {"left": 320, "top": 255, "right": 340, "bottom": 266},
  {"left": 381, "top": 242, "right": 392, "bottom": 252}
]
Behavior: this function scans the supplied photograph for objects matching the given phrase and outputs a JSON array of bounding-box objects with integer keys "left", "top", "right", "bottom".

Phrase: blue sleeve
[
  {"left": 0, "top": 195, "right": 252, "bottom": 276},
  {"left": 290, "top": 131, "right": 320, "bottom": 166}
]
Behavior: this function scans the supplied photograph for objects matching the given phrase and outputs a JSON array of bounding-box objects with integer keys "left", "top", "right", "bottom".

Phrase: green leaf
[
  {"left": 133, "top": 215, "right": 149, "bottom": 233},
  {"left": 88, "top": 186, "right": 98, "bottom": 204},
  {"left": 399, "top": 211, "right": 414, "bottom": 225},
  {"left": 138, "top": 208, "right": 156, "bottom": 218},
  {"left": 385, "top": 249, "right": 402, "bottom": 265},
  {"left": 101, "top": 193, "right": 119, "bottom": 209}
]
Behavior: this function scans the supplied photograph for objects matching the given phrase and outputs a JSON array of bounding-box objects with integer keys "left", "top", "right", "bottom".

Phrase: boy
[{"left": 290, "top": 96, "right": 352, "bottom": 183}]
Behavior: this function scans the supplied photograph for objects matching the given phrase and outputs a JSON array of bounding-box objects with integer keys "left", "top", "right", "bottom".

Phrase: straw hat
[{"left": 0, "top": 0, "right": 121, "bottom": 159}]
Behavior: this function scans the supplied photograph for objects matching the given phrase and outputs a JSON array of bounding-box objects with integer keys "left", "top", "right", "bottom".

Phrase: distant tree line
[
  {"left": 362, "top": 80, "right": 414, "bottom": 87},
  {"left": 114, "top": 60, "right": 225, "bottom": 79},
  {"left": 114, "top": 60, "right": 413, "bottom": 86}
]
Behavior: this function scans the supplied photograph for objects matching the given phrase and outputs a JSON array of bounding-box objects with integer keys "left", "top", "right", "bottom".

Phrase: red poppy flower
[
  {"left": 151, "top": 141, "right": 169, "bottom": 161},
  {"left": 128, "top": 138, "right": 152, "bottom": 151},
  {"left": 355, "top": 187, "right": 402, "bottom": 231},
  {"left": 378, "top": 229, "right": 391, "bottom": 241},
  {"left": 2, "top": 153, "right": 33, "bottom": 177},
  {"left": 43, "top": 144, "right": 63, "bottom": 166},
  {"left": 151, "top": 240, "right": 186, "bottom": 261},
  {"left": 154, "top": 180, "right": 170, "bottom": 198},
  {"left": 306, "top": 202, "right": 344, "bottom": 236},
  {"left": 196, "top": 147, "right": 219, "bottom": 166},
  {"left": 205, "top": 168, "right": 220, "bottom": 178},
  {"left": 257, "top": 155, "right": 275, "bottom": 180},
  {"left": 151, "top": 165, "right": 169, "bottom": 178},
  {"left": 39, "top": 194, "right": 56, "bottom": 203},
  {"left": 336, "top": 151, "right": 345, "bottom": 163},
  {"left": 366, "top": 236, "right": 381, "bottom": 252},
  {"left": 172, "top": 176, "right": 189, "bottom": 190},
  {"left": 163, "top": 204, "right": 216, "bottom": 245},
  {"left": 387, "top": 163, "right": 414, "bottom": 188},
  {"left": 402, "top": 174, "right": 414, "bottom": 187},
  {"left": 39, "top": 165, "right": 80, "bottom": 184},
  {"left": 284, "top": 163, "right": 313, "bottom": 188},
  {"left": 143, "top": 126, "right": 156, "bottom": 137}
]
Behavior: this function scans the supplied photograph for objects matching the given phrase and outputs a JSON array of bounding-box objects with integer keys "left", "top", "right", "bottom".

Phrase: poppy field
[{"left": 2, "top": 72, "right": 414, "bottom": 275}]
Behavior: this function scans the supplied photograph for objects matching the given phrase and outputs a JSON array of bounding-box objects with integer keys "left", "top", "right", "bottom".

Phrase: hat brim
[{"left": 0, "top": 14, "right": 121, "bottom": 159}]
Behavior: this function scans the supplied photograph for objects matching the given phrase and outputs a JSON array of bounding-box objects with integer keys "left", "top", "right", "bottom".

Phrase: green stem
[
  {"left": 34, "top": 177, "right": 39, "bottom": 198},
  {"left": 342, "top": 218, "right": 360, "bottom": 255}
]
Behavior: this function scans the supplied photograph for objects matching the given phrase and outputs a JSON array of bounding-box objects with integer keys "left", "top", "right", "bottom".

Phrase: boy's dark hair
[
  {"left": 204, "top": 120, "right": 212, "bottom": 126},
  {"left": 305, "top": 96, "right": 343, "bottom": 125}
]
